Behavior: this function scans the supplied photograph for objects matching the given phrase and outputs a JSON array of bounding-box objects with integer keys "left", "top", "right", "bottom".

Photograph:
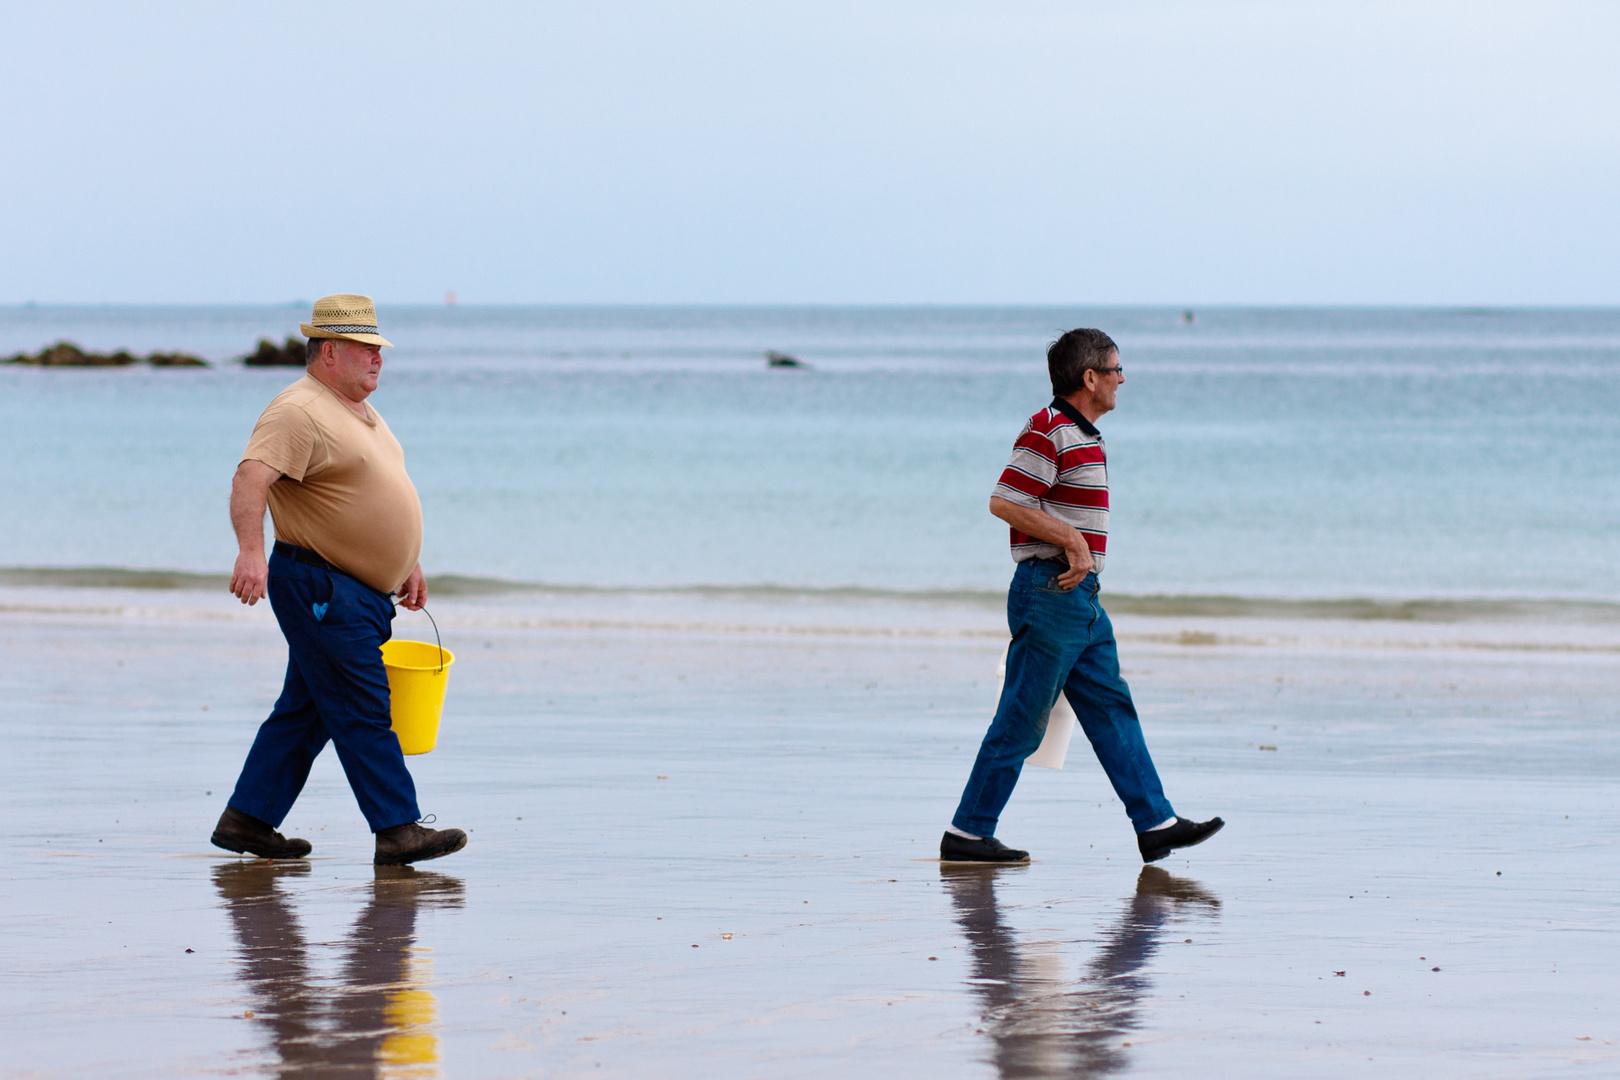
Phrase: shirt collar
[{"left": 1050, "top": 397, "right": 1101, "bottom": 438}]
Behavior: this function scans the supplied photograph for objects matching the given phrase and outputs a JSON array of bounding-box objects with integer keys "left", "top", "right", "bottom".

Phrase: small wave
[
  {"left": 7, "top": 566, "right": 1620, "bottom": 624},
  {"left": 424, "top": 574, "right": 1009, "bottom": 607},
  {"left": 0, "top": 566, "right": 229, "bottom": 590},
  {"left": 1100, "top": 594, "right": 1620, "bottom": 624},
  {"left": 429, "top": 579, "right": 1620, "bottom": 623},
  {"left": 0, "top": 566, "right": 1005, "bottom": 606}
]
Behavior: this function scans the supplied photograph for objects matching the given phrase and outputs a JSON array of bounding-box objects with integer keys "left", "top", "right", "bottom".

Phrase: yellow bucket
[{"left": 380, "top": 638, "right": 455, "bottom": 755}]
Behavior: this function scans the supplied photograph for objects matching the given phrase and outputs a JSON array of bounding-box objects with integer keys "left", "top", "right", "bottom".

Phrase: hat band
[{"left": 313, "top": 323, "right": 381, "bottom": 334}]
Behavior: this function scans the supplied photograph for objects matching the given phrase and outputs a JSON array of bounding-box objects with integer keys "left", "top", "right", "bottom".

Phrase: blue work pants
[{"left": 228, "top": 552, "right": 420, "bottom": 833}]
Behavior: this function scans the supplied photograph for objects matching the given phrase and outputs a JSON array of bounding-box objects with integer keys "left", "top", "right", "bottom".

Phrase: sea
[{"left": 3, "top": 304, "right": 1619, "bottom": 603}]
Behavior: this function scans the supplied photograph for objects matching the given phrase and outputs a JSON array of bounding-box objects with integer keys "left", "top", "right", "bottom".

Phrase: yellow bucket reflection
[{"left": 380, "top": 950, "right": 440, "bottom": 1078}]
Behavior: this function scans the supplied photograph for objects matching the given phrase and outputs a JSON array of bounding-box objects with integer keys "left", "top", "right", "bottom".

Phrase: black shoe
[
  {"left": 210, "top": 806, "right": 313, "bottom": 860},
  {"left": 940, "top": 831, "right": 1030, "bottom": 864},
  {"left": 1137, "top": 816, "right": 1224, "bottom": 863},
  {"left": 374, "top": 821, "right": 468, "bottom": 866}
]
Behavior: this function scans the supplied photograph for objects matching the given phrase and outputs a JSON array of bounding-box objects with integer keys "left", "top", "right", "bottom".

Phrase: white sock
[
  {"left": 1145, "top": 816, "right": 1178, "bottom": 832},
  {"left": 945, "top": 825, "right": 982, "bottom": 840}
]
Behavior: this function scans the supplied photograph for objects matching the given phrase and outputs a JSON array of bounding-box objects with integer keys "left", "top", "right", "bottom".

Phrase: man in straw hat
[{"left": 210, "top": 294, "right": 467, "bottom": 866}]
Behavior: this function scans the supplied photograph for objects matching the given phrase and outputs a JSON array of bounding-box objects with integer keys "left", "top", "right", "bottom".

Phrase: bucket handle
[{"left": 394, "top": 600, "right": 446, "bottom": 672}]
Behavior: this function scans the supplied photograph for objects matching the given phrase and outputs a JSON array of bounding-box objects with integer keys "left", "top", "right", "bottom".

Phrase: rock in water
[
  {"left": 1, "top": 342, "right": 131, "bottom": 366},
  {"left": 147, "top": 351, "right": 209, "bottom": 367},
  {"left": 241, "top": 336, "right": 309, "bottom": 366},
  {"left": 2, "top": 341, "right": 205, "bottom": 366},
  {"left": 766, "top": 350, "right": 807, "bottom": 368}
]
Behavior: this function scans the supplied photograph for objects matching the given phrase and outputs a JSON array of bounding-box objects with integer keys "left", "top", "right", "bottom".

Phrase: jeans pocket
[{"left": 1035, "top": 572, "right": 1070, "bottom": 595}]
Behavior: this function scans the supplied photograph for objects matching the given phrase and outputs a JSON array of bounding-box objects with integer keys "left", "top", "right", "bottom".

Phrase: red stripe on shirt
[{"left": 1045, "top": 483, "right": 1109, "bottom": 508}]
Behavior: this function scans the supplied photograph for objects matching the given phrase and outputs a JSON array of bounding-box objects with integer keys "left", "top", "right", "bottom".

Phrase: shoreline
[
  {"left": 7, "top": 564, "right": 1620, "bottom": 624},
  {"left": 8, "top": 580, "right": 1620, "bottom": 659}
]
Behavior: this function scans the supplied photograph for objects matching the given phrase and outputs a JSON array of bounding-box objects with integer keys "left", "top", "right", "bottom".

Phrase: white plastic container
[{"left": 995, "top": 645, "right": 1078, "bottom": 770}]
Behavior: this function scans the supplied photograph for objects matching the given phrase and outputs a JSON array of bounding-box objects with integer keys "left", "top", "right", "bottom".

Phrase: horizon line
[{"left": 4, "top": 300, "right": 1620, "bottom": 312}]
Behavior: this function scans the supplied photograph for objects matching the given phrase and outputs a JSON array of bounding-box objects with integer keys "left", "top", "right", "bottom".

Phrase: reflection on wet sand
[
  {"left": 944, "top": 864, "right": 1220, "bottom": 1079},
  {"left": 213, "top": 861, "right": 464, "bottom": 1079}
]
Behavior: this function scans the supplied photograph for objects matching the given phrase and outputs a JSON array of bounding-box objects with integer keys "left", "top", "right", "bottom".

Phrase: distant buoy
[
  {"left": 766, "top": 350, "right": 807, "bottom": 368},
  {"left": 1181, "top": 310, "right": 1195, "bottom": 324}
]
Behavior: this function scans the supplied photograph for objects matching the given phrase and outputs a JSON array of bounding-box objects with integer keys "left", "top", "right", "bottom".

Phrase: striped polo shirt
[{"left": 992, "top": 397, "right": 1109, "bottom": 571}]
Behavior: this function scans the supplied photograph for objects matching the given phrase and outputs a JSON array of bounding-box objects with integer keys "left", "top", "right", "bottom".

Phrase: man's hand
[
  {"left": 1055, "top": 534, "right": 1094, "bottom": 590},
  {"left": 229, "top": 460, "right": 281, "bottom": 606},
  {"left": 231, "top": 550, "right": 270, "bottom": 606},
  {"left": 396, "top": 564, "right": 427, "bottom": 611},
  {"left": 989, "top": 495, "right": 1094, "bottom": 591}
]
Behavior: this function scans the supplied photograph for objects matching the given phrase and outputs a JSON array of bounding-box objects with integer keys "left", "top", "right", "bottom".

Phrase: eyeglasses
[{"left": 1093, "top": 365, "right": 1124, "bottom": 376}]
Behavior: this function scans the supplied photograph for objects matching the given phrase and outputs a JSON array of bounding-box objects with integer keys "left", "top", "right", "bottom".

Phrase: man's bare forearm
[
  {"left": 231, "top": 460, "right": 279, "bottom": 554},
  {"left": 989, "top": 495, "right": 1093, "bottom": 588},
  {"left": 989, "top": 496, "right": 1089, "bottom": 555},
  {"left": 228, "top": 460, "right": 280, "bottom": 605}
]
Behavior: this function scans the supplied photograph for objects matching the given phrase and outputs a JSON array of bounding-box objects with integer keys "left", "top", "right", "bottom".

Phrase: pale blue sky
[{"left": 3, "top": 1, "right": 1616, "bottom": 305}]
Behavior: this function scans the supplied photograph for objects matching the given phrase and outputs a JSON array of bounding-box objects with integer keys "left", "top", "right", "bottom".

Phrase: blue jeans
[
  {"left": 229, "top": 552, "right": 421, "bottom": 833},
  {"left": 952, "top": 558, "right": 1175, "bottom": 837}
]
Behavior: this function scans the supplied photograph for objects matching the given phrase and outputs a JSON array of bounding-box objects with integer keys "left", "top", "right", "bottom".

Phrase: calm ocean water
[{"left": 2, "top": 305, "right": 1618, "bottom": 600}]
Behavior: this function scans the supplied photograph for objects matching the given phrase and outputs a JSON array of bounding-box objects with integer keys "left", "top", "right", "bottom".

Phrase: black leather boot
[
  {"left": 374, "top": 821, "right": 468, "bottom": 866},
  {"left": 210, "top": 805, "right": 312, "bottom": 859}
]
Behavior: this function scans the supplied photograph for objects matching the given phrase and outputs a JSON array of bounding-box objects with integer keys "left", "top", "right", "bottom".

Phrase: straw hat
[{"left": 300, "top": 294, "right": 394, "bottom": 347}]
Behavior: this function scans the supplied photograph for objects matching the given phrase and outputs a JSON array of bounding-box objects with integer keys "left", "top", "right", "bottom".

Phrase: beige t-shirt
[{"left": 242, "top": 374, "right": 424, "bottom": 594}]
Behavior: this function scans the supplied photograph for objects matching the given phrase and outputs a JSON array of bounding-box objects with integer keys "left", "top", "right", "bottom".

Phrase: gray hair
[
  {"left": 1047, "top": 328, "right": 1118, "bottom": 397},
  {"left": 305, "top": 337, "right": 330, "bottom": 365}
]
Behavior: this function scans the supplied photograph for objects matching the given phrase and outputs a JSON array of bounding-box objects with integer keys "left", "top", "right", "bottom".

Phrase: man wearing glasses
[{"left": 942, "top": 328, "right": 1224, "bottom": 865}]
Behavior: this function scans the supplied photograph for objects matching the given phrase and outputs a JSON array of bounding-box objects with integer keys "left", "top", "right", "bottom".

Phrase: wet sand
[{"left": 2, "top": 585, "right": 1617, "bottom": 1078}]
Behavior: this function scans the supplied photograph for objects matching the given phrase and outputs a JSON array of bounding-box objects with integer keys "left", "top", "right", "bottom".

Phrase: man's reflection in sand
[
  {"left": 213, "top": 861, "right": 464, "bottom": 1079},
  {"left": 943, "top": 864, "right": 1220, "bottom": 1079}
]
